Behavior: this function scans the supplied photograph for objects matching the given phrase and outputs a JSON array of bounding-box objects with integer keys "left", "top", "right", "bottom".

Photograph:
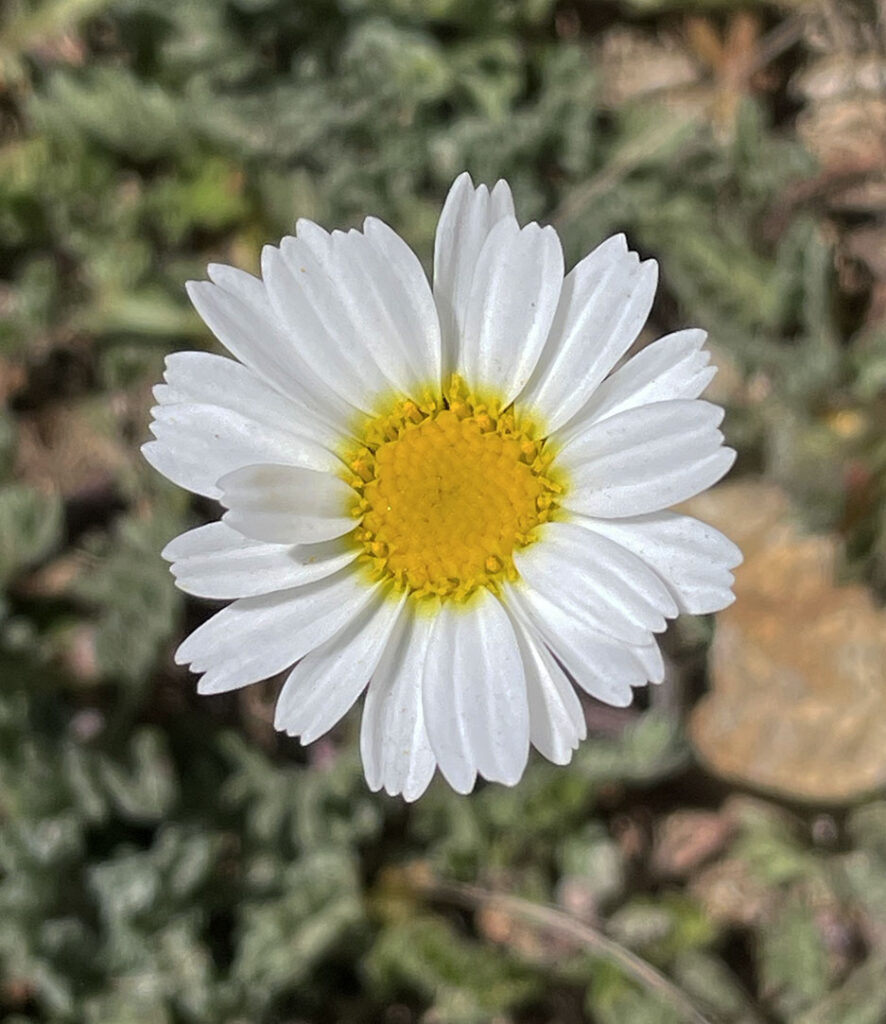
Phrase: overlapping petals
[
  {"left": 423, "top": 593, "right": 530, "bottom": 794},
  {"left": 519, "top": 234, "right": 658, "bottom": 432},
  {"left": 163, "top": 523, "right": 358, "bottom": 599},
  {"left": 218, "top": 464, "right": 356, "bottom": 544},
  {"left": 556, "top": 400, "right": 735, "bottom": 519},
  {"left": 146, "top": 172, "right": 740, "bottom": 801},
  {"left": 433, "top": 172, "right": 516, "bottom": 374}
]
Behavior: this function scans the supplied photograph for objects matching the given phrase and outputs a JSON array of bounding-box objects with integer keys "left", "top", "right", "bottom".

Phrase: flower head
[{"left": 144, "top": 173, "right": 740, "bottom": 800}]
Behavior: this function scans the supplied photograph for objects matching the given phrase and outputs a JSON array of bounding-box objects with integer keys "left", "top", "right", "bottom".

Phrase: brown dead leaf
[
  {"left": 652, "top": 810, "right": 736, "bottom": 880},
  {"left": 793, "top": 45, "right": 886, "bottom": 214},
  {"left": 16, "top": 552, "right": 86, "bottom": 597},
  {"left": 686, "top": 481, "right": 886, "bottom": 804},
  {"left": 0, "top": 355, "right": 27, "bottom": 404},
  {"left": 60, "top": 624, "right": 101, "bottom": 684},
  {"left": 15, "top": 399, "right": 130, "bottom": 499},
  {"left": 476, "top": 904, "right": 560, "bottom": 961},
  {"left": 597, "top": 28, "right": 702, "bottom": 109},
  {"left": 596, "top": 12, "right": 795, "bottom": 138},
  {"left": 690, "top": 855, "right": 771, "bottom": 928}
]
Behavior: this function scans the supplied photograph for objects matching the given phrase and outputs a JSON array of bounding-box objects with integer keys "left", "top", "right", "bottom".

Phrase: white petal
[
  {"left": 152, "top": 351, "right": 261, "bottom": 408},
  {"left": 205, "top": 263, "right": 270, "bottom": 309},
  {"left": 508, "top": 584, "right": 660, "bottom": 706},
  {"left": 364, "top": 216, "right": 442, "bottom": 385},
  {"left": 274, "top": 588, "right": 406, "bottom": 744},
  {"left": 264, "top": 241, "right": 386, "bottom": 411},
  {"left": 574, "top": 512, "right": 742, "bottom": 614},
  {"left": 151, "top": 352, "right": 338, "bottom": 464},
  {"left": 176, "top": 567, "right": 376, "bottom": 695},
  {"left": 162, "top": 522, "right": 358, "bottom": 599},
  {"left": 265, "top": 220, "right": 441, "bottom": 410},
  {"left": 154, "top": 350, "right": 337, "bottom": 450},
  {"left": 514, "top": 521, "right": 677, "bottom": 646},
  {"left": 559, "top": 329, "right": 715, "bottom": 434},
  {"left": 460, "top": 218, "right": 564, "bottom": 406},
  {"left": 433, "top": 173, "right": 517, "bottom": 375},
  {"left": 423, "top": 593, "right": 529, "bottom": 793},
  {"left": 361, "top": 610, "right": 437, "bottom": 801},
  {"left": 186, "top": 276, "right": 354, "bottom": 427},
  {"left": 143, "top": 403, "right": 340, "bottom": 500},
  {"left": 633, "top": 639, "right": 666, "bottom": 684},
  {"left": 519, "top": 236, "right": 657, "bottom": 432},
  {"left": 557, "top": 400, "right": 735, "bottom": 518},
  {"left": 505, "top": 603, "right": 585, "bottom": 765},
  {"left": 218, "top": 464, "right": 356, "bottom": 544},
  {"left": 292, "top": 217, "right": 333, "bottom": 255}
]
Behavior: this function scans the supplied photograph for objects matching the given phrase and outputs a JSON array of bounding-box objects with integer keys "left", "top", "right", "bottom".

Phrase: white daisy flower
[{"left": 144, "top": 172, "right": 741, "bottom": 801}]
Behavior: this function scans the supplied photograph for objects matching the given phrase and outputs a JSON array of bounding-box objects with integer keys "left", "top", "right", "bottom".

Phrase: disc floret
[{"left": 345, "top": 376, "right": 563, "bottom": 602}]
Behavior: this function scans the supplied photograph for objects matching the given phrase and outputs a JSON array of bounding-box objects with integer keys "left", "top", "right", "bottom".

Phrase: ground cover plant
[{"left": 2, "top": 0, "right": 886, "bottom": 1021}]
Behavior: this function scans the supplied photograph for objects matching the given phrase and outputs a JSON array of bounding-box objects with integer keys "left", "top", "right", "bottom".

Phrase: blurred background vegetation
[{"left": 2, "top": 0, "right": 886, "bottom": 1020}]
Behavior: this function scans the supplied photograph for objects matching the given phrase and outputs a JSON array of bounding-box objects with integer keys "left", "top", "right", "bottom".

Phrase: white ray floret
[{"left": 145, "top": 171, "right": 741, "bottom": 800}]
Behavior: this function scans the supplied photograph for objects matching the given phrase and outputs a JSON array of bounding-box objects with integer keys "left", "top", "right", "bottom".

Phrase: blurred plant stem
[{"left": 406, "top": 869, "right": 727, "bottom": 1024}]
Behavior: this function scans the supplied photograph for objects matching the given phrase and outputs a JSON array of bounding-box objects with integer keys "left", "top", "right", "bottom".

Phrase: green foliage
[
  {"left": 366, "top": 915, "right": 539, "bottom": 1024},
  {"left": 71, "top": 509, "right": 183, "bottom": 687},
  {"left": 1, "top": 0, "right": 884, "bottom": 1020},
  {"left": 758, "top": 889, "right": 832, "bottom": 1017},
  {"left": 0, "top": 485, "right": 63, "bottom": 586},
  {"left": 587, "top": 961, "right": 682, "bottom": 1024}
]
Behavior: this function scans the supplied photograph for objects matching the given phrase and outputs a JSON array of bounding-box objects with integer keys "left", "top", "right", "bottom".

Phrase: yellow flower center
[{"left": 345, "top": 377, "right": 563, "bottom": 602}]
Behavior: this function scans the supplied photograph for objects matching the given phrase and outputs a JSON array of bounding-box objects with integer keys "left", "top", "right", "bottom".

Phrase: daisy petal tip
[
  {"left": 640, "top": 256, "right": 659, "bottom": 282},
  {"left": 184, "top": 279, "right": 208, "bottom": 305},
  {"left": 254, "top": 238, "right": 270, "bottom": 269},
  {"left": 271, "top": 701, "right": 290, "bottom": 734},
  {"left": 493, "top": 760, "right": 529, "bottom": 789},
  {"left": 442, "top": 765, "right": 477, "bottom": 796},
  {"left": 205, "top": 262, "right": 231, "bottom": 284},
  {"left": 401, "top": 775, "right": 435, "bottom": 803},
  {"left": 159, "top": 538, "right": 180, "bottom": 563},
  {"left": 451, "top": 169, "right": 473, "bottom": 191},
  {"left": 599, "top": 232, "right": 629, "bottom": 257},
  {"left": 294, "top": 215, "right": 319, "bottom": 234},
  {"left": 141, "top": 434, "right": 167, "bottom": 464},
  {"left": 298, "top": 725, "right": 322, "bottom": 746},
  {"left": 490, "top": 177, "right": 513, "bottom": 200},
  {"left": 362, "top": 775, "right": 382, "bottom": 796},
  {"left": 611, "top": 687, "right": 637, "bottom": 708},
  {"left": 697, "top": 365, "right": 718, "bottom": 392},
  {"left": 719, "top": 446, "right": 738, "bottom": 477}
]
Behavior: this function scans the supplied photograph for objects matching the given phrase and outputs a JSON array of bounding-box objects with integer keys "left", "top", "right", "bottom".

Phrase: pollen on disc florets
[{"left": 344, "top": 375, "right": 564, "bottom": 602}]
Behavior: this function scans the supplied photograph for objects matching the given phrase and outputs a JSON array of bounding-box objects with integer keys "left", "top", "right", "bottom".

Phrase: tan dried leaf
[
  {"left": 686, "top": 481, "right": 886, "bottom": 803},
  {"left": 652, "top": 810, "right": 736, "bottom": 880},
  {"left": 689, "top": 855, "right": 771, "bottom": 928},
  {"left": 794, "top": 52, "right": 886, "bottom": 213},
  {"left": 15, "top": 400, "right": 130, "bottom": 498},
  {"left": 597, "top": 28, "right": 701, "bottom": 109}
]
